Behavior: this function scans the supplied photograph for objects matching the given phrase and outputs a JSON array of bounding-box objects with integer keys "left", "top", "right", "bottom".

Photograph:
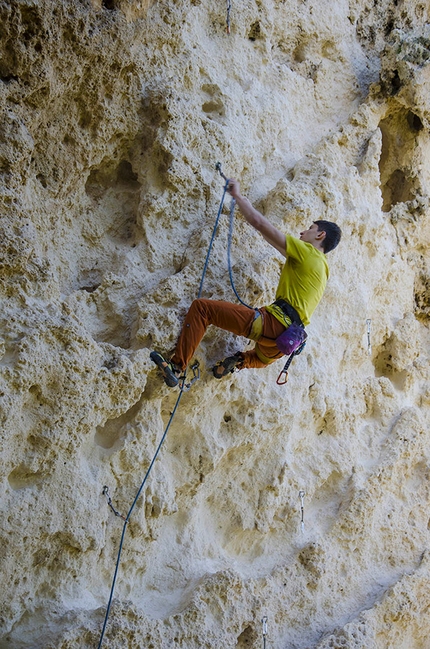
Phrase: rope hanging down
[
  {"left": 97, "top": 392, "right": 184, "bottom": 648},
  {"left": 97, "top": 164, "right": 232, "bottom": 648}
]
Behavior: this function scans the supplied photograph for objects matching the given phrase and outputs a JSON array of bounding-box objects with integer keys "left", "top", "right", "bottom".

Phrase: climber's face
[{"left": 300, "top": 223, "right": 325, "bottom": 247}]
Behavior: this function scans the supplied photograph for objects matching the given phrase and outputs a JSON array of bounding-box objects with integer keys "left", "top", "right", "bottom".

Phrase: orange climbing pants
[{"left": 171, "top": 298, "right": 286, "bottom": 371}]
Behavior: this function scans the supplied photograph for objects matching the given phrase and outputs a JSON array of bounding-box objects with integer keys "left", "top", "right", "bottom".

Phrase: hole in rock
[
  {"left": 248, "top": 21, "right": 261, "bottom": 41},
  {"left": 373, "top": 345, "right": 409, "bottom": 391},
  {"left": 85, "top": 159, "right": 140, "bottom": 197},
  {"left": 321, "top": 39, "right": 338, "bottom": 61},
  {"left": 36, "top": 173, "right": 47, "bottom": 188},
  {"left": 381, "top": 169, "right": 414, "bottom": 212},
  {"left": 95, "top": 397, "right": 143, "bottom": 449},
  {"left": 0, "top": 157, "right": 11, "bottom": 174},
  {"left": 201, "top": 84, "right": 225, "bottom": 117},
  {"left": 385, "top": 19, "right": 394, "bottom": 36},
  {"left": 390, "top": 69, "right": 401, "bottom": 94},
  {"left": 0, "top": 72, "right": 19, "bottom": 83},
  {"left": 20, "top": 5, "right": 43, "bottom": 41},
  {"left": 236, "top": 624, "right": 257, "bottom": 647},
  {"left": 29, "top": 384, "right": 43, "bottom": 403},
  {"left": 378, "top": 109, "right": 420, "bottom": 212},
  {"left": 79, "top": 283, "right": 100, "bottom": 293},
  {"left": 77, "top": 267, "right": 103, "bottom": 292},
  {"left": 293, "top": 43, "right": 307, "bottom": 63},
  {"left": 117, "top": 159, "right": 139, "bottom": 184},
  {"left": 202, "top": 100, "right": 225, "bottom": 115},
  {"left": 8, "top": 464, "right": 46, "bottom": 490},
  {"left": 84, "top": 158, "right": 141, "bottom": 245},
  {"left": 414, "top": 270, "right": 430, "bottom": 322},
  {"left": 102, "top": 0, "right": 116, "bottom": 9},
  {"left": 407, "top": 111, "right": 424, "bottom": 131}
]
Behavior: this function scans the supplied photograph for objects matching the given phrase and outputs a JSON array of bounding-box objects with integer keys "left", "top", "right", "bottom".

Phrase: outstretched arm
[{"left": 228, "top": 179, "right": 286, "bottom": 257}]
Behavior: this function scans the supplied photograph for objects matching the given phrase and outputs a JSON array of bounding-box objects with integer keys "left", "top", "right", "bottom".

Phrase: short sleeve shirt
[{"left": 265, "top": 234, "right": 329, "bottom": 327}]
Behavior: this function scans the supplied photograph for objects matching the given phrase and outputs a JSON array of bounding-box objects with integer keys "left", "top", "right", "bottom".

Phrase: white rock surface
[{"left": 0, "top": 1, "right": 429, "bottom": 647}]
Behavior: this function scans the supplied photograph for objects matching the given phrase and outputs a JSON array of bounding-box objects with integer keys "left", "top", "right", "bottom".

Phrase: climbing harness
[
  {"left": 299, "top": 490, "right": 305, "bottom": 533},
  {"left": 270, "top": 298, "right": 307, "bottom": 383},
  {"left": 262, "top": 616, "right": 268, "bottom": 648},
  {"left": 366, "top": 318, "right": 372, "bottom": 356},
  {"left": 97, "top": 165, "right": 229, "bottom": 649}
]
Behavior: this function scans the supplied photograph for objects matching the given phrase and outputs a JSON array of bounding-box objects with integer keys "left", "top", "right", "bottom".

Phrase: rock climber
[{"left": 150, "top": 178, "right": 341, "bottom": 387}]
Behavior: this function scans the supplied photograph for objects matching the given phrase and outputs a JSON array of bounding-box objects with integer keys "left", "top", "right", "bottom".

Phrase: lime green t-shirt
[{"left": 265, "top": 234, "right": 329, "bottom": 327}]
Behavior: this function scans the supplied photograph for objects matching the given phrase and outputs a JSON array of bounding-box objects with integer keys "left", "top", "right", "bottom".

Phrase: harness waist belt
[{"left": 272, "top": 299, "right": 304, "bottom": 328}]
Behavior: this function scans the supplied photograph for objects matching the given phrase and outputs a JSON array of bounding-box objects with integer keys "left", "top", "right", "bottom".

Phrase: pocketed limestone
[{"left": 0, "top": 1, "right": 429, "bottom": 648}]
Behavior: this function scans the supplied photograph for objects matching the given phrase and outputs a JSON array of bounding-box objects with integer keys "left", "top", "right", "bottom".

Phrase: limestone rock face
[{"left": 0, "top": 1, "right": 429, "bottom": 647}]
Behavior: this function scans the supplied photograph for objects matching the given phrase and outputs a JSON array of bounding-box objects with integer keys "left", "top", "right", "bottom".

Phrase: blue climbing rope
[
  {"left": 227, "top": 197, "right": 253, "bottom": 309},
  {"left": 214, "top": 161, "right": 253, "bottom": 309},
  {"left": 197, "top": 172, "right": 229, "bottom": 299},
  {"left": 97, "top": 164, "right": 230, "bottom": 648},
  {"left": 97, "top": 392, "right": 184, "bottom": 648}
]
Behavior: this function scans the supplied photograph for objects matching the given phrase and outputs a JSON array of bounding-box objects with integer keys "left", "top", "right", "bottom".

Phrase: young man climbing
[{"left": 150, "top": 178, "right": 341, "bottom": 387}]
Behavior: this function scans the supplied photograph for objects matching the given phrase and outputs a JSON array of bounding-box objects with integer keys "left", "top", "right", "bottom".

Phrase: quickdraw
[
  {"left": 178, "top": 360, "right": 200, "bottom": 391},
  {"left": 299, "top": 490, "right": 305, "bottom": 532},
  {"left": 262, "top": 616, "right": 268, "bottom": 648},
  {"left": 366, "top": 318, "right": 372, "bottom": 355},
  {"left": 102, "top": 486, "right": 126, "bottom": 521},
  {"left": 276, "top": 340, "right": 307, "bottom": 385},
  {"left": 226, "top": 0, "right": 232, "bottom": 34}
]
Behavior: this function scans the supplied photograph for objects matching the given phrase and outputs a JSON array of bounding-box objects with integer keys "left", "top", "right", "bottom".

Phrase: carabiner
[
  {"left": 276, "top": 369, "right": 289, "bottom": 385},
  {"left": 179, "top": 361, "right": 200, "bottom": 391}
]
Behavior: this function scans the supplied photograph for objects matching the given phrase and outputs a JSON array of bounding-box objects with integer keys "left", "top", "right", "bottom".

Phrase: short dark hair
[{"left": 313, "top": 220, "right": 342, "bottom": 253}]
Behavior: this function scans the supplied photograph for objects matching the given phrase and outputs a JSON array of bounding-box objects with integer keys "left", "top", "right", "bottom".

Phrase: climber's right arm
[{"left": 228, "top": 180, "right": 286, "bottom": 257}]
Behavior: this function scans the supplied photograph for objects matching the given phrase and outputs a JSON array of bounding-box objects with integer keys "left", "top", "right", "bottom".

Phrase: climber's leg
[
  {"left": 171, "top": 298, "right": 256, "bottom": 370},
  {"left": 213, "top": 307, "right": 286, "bottom": 375}
]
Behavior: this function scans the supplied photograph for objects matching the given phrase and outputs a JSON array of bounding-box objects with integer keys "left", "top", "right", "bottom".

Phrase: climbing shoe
[
  {"left": 212, "top": 352, "right": 244, "bottom": 379},
  {"left": 150, "top": 351, "right": 182, "bottom": 388}
]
